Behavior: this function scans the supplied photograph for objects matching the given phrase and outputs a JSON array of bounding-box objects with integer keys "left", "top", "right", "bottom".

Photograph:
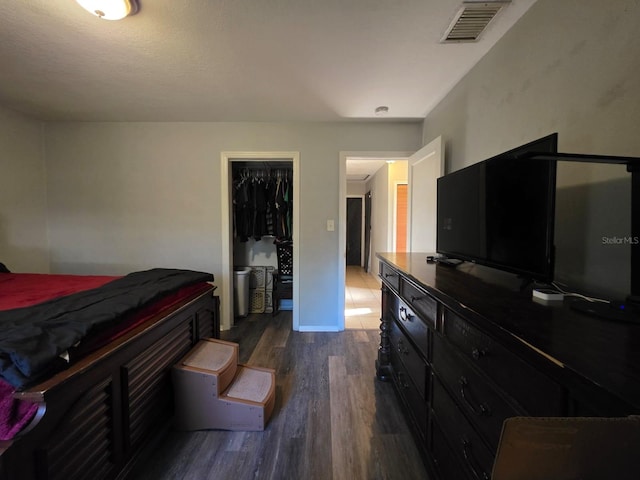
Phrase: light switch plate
[{"left": 327, "top": 219, "right": 335, "bottom": 231}]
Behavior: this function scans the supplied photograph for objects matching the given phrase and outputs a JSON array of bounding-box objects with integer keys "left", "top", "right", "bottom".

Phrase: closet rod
[{"left": 232, "top": 161, "right": 292, "bottom": 171}]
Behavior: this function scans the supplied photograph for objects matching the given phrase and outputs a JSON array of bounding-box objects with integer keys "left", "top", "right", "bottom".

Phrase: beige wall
[
  {"left": 0, "top": 105, "right": 49, "bottom": 272},
  {"left": 422, "top": 0, "right": 640, "bottom": 299},
  {"left": 43, "top": 121, "right": 421, "bottom": 329},
  {"left": 347, "top": 181, "right": 367, "bottom": 196}
]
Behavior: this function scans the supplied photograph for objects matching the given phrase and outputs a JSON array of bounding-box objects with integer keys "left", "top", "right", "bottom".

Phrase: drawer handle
[
  {"left": 410, "top": 295, "right": 422, "bottom": 303},
  {"left": 384, "top": 272, "right": 396, "bottom": 278},
  {"left": 397, "top": 372, "right": 410, "bottom": 390},
  {"left": 397, "top": 340, "right": 409, "bottom": 356},
  {"left": 399, "top": 306, "right": 413, "bottom": 322},
  {"left": 471, "top": 347, "right": 488, "bottom": 360},
  {"left": 461, "top": 437, "right": 490, "bottom": 480},
  {"left": 459, "top": 376, "right": 491, "bottom": 417}
]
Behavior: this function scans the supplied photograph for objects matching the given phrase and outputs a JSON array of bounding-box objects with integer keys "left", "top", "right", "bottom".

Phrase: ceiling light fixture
[
  {"left": 375, "top": 106, "right": 389, "bottom": 116},
  {"left": 76, "top": 0, "right": 139, "bottom": 20}
]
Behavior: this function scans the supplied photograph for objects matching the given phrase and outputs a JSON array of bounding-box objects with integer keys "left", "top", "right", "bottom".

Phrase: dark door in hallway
[
  {"left": 364, "top": 191, "right": 372, "bottom": 272},
  {"left": 346, "top": 197, "right": 362, "bottom": 266}
]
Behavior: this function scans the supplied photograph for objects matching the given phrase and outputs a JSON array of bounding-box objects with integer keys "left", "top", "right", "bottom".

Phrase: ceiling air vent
[{"left": 441, "top": 1, "right": 510, "bottom": 43}]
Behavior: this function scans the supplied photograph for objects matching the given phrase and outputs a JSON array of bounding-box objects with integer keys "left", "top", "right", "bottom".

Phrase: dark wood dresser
[{"left": 376, "top": 252, "right": 640, "bottom": 480}]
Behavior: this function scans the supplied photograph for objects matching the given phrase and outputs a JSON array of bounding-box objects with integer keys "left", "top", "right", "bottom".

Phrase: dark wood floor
[{"left": 127, "top": 312, "right": 429, "bottom": 480}]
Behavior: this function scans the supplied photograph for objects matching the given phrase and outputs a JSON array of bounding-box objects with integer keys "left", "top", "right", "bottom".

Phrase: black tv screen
[{"left": 436, "top": 133, "right": 558, "bottom": 282}]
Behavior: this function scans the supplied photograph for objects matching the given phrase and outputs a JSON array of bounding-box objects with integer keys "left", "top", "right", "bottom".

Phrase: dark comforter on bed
[{"left": 0, "top": 268, "right": 213, "bottom": 389}]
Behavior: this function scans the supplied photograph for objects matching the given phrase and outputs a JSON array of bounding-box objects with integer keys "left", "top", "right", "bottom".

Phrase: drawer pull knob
[
  {"left": 396, "top": 340, "right": 409, "bottom": 356},
  {"left": 461, "top": 437, "right": 490, "bottom": 480},
  {"left": 399, "top": 306, "right": 413, "bottom": 322},
  {"left": 471, "top": 348, "right": 487, "bottom": 360},
  {"left": 397, "top": 372, "right": 410, "bottom": 390},
  {"left": 459, "top": 376, "right": 491, "bottom": 417}
]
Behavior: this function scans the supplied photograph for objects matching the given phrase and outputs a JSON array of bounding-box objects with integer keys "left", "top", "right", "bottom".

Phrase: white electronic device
[{"left": 532, "top": 288, "right": 565, "bottom": 302}]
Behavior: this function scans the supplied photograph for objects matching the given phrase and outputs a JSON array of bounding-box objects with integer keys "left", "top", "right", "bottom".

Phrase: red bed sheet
[{"left": 0, "top": 273, "right": 117, "bottom": 311}]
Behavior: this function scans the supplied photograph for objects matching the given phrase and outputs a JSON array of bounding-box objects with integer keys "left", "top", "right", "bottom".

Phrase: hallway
[{"left": 344, "top": 265, "right": 381, "bottom": 330}]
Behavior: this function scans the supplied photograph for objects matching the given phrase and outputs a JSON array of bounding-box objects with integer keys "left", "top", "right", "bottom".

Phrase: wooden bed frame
[{"left": 0, "top": 287, "right": 219, "bottom": 480}]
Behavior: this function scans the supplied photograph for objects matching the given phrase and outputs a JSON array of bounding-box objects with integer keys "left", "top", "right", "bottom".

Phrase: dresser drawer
[
  {"left": 400, "top": 277, "right": 437, "bottom": 329},
  {"left": 432, "top": 419, "right": 474, "bottom": 480},
  {"left": 390, "top": 343, "right": 428, "bottom": 440},
  {"left": 442, "top": 309, "right": 564, "bottom": 416},
  {"left": 398, "top": 300, "right": 429, "bottom": 351},
  {"left": 380, "top": 262, "right": 400, "bottom": 292},
  {"left": 389, "top": 319, "right": 427, "bottom": 399},
  {"left": 432, "top": 334, "right": 523, "bottom": 451},
  {"left": 432, "top": 377, "right": 494, "bottom": 480}
]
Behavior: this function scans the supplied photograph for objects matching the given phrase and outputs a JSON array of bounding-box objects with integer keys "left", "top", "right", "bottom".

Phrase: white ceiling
[
  {"left": 346, "top": 158, "right": 391, "bottom": 182},
  {"left": 0, "top": 0, "right": 536, "bottom": 123}
]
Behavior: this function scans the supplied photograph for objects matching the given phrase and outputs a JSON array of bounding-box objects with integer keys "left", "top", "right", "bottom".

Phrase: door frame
[
  {"left": 346, "top": 195, "right": 365, "bottom": 266},
  {"left": 220, "top": 151, "right": 300, "bottom": 331},
  {"left": 339, "top": 151, "right": 413, "bottom": 331}
]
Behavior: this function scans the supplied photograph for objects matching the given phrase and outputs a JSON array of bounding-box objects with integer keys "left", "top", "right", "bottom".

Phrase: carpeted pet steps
[{"left": 172, "top": 338, "right": 275, "bottom": 431}]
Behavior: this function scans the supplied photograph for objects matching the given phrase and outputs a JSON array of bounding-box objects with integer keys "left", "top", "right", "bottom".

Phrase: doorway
[
  {"left": 220, "top": 152, "right": 300, "bottom": 332},
  {"left": 338, "top": 151, "right": 413, "bottom": 331}
]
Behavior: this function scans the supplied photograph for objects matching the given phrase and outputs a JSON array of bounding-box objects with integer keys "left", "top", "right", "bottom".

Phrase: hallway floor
[{"left": 344, "top": 265, "right": 381, "bottom": 330}]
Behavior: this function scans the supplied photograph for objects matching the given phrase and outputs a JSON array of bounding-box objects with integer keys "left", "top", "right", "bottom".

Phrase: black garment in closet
[{"left": 232, "top": 166, "right": 292, "bottom": 242}]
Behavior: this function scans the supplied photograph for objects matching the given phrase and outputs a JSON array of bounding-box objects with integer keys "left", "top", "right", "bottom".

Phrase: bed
[{"left": 0, "top": 268, "right": 220, "bottom": 480}]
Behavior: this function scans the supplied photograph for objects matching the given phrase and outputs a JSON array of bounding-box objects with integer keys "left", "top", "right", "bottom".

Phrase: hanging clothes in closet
[{"left": 233, "top": 166, "right": 292, "bottom": 243}]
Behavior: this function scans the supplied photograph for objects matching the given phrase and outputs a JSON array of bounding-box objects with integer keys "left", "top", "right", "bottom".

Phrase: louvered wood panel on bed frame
[{"left": 0, "top": 288, "right": 219, "bottom": 480}]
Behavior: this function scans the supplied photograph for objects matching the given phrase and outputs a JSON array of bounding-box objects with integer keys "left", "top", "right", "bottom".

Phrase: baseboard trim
[{"left": 297, "top": 325, "right": 342, "bottom": 332}]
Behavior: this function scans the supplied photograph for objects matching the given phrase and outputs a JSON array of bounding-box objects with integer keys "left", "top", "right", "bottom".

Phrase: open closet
[{"left": 231, "top": 161, "right": 293, "bottom": 318}]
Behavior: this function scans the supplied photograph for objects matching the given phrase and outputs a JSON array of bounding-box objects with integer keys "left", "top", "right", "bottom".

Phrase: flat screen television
[{"left": 436, "top": 133, "right": 558, "bottom": 283}]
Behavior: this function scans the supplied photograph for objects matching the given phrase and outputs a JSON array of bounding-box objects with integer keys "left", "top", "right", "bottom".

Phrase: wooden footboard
[{"left": 0, "top": 288, "right": 220, "bottom": 480}]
